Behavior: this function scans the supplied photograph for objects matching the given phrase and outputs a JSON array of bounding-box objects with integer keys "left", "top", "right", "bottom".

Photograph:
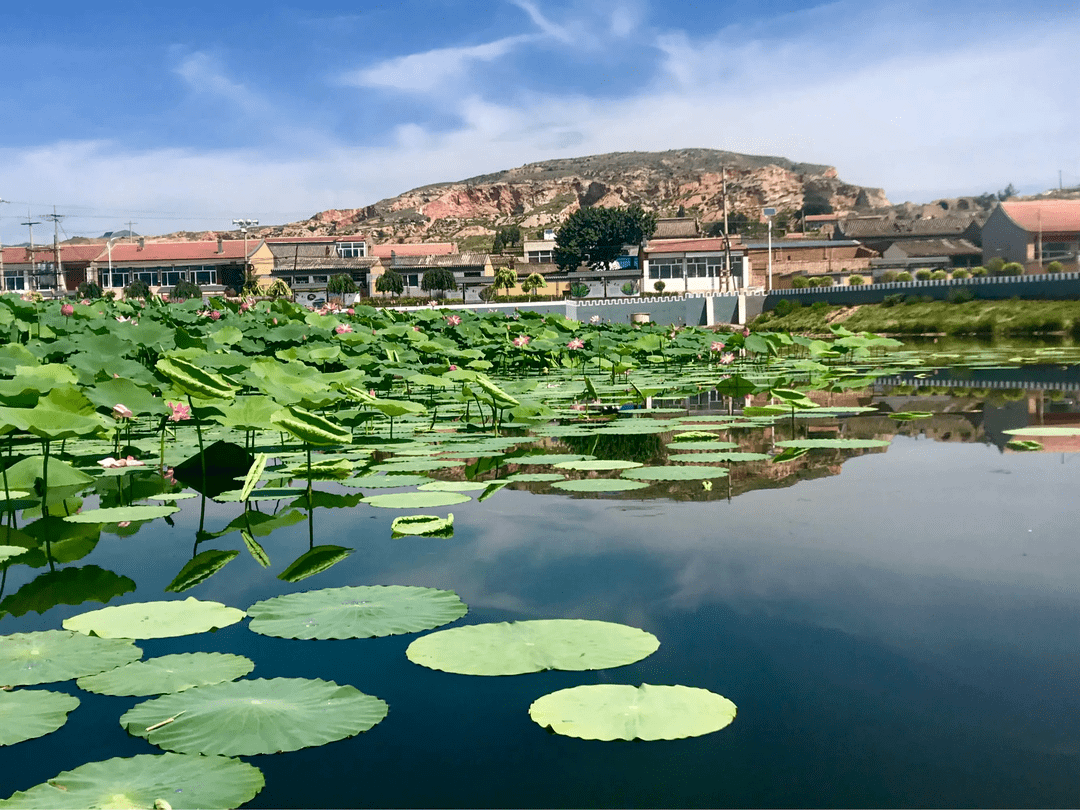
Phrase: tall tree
[
  {"left": 421, "top": 267, "right": 457, "bottom": 298},
  {"left": 554, "top": 205, "right": 657, "bottom": 272},
  {"left": 327, "top": 273, "right": 357, "bottom": 304},
  {"left": 376, "top": 269, "right": 404, "bottom": 297}
]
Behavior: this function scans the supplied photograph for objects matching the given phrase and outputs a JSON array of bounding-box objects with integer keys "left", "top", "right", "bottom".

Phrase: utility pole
[
  {"left": 43, "top": 207, "right": 66, "bottom": 292},
  {"left": 722, "top": 166, "right": 732, "bottom": 292},
  {"left": 232, "top": 218, "right": 259, "bottom": 283},
  {"left": 21, "top": 210, "right": 41, "bottom": 291},
  {"left": 126, "top": 221, "right": 137, "bottom": 242},
  {"left": 0, "top": 198, "right": 10, "bottom": 286}
]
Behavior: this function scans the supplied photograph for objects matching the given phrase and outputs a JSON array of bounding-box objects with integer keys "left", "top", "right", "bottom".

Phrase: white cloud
[
  {"left": 174, "top": 52, "right": 264, "bottom": 115},
  {"left": 508, "top": 0, "right": 573, "bottom": 44}
]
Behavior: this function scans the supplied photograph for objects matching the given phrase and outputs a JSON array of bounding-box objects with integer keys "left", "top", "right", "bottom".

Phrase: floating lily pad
[
  {"left": 622, "top": 466, "right": 728, "bottom": 481},
  {"left": 0, "top": 545, "right": 26, "bottom": 564},
  {"left": 774, "top": 439, "right": 890, "bottom": 449},
  {"left": 362, "top": 491, "right": 471, "bottom": 509},
  {"left": 0, "top": 689, "right": 80, "bottom": 746},
  {"left": 0, "top": 630, "right": 141, "bottom": 686},
  {"left": 512, "top": 454, "right": 593, "bottom": 465},
  {"left": 670, "top": 431, "right": 722, "bottom": 441},
  {"left": 278, "top": 546, "right": 354, "bottom": 583},
  {"left": 665, "top": 441, "right": 739, "bottom": 451},
  {"left": 417, "top": 481, "right": 490, "bottom": 492},
  {"left": 146, "top": 492, "right": 198, "bottom": 501},
  {"left": 371, "top": 459, "right": 464, "bottom": 472},
  {"left": 672, "top": 451, "right": 767, "bottom": 463},
  {"left": 406, "top": 619, "right": 660, "bottom": 676},
  {"left": 0, "top": 565, "right": 136, "bottom": 617},
  {"left": 889, "top": 411, "right": 933, "bottom": 420},
  {"left": 391, "top": 514, "right": 454, "bottom": 538},
  {"left": 119, "top": 678, "right": 388, "bottom": 756},
  {"left": 554, "top": 460, "right": 643, "bottom": 471},
  {"left": 552, "top": 479, "right": 650, "bottom": 492},
  {"left": 1007, "top": 440, "right": 1043, "bottom": 451},
  {"left": 247, "top": 585, "right": 467, "bottom": 640},
  {"left": 340, "top": 474, "right": 431, "bottom": 489},
  {"left": 76, "top": 653, "right": 254, "bottom": 697},
  {"left": 165, "top": 550, "right": 239, "bottom": 593},
  {"left": 63, "top": 505, "right": 179, "bottom": 524},
  {"left": 1002, "top": 426, "right": 1080, "bottom": 436},
  {"left": 0, "top": 753, "right": 264, "bottom": 809},
  {"left": 506, "top": 473, "right": 566, "bottom": 483},
  {"left": 528, "top": 683, "right": 737, "bottom": 741},
  {"left": 63, "top": 598, "right": 246, "bottom": 639}
]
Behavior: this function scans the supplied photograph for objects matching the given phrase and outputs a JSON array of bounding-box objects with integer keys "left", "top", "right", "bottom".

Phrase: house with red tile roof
[
  {"left": 0, "top": 244, "right": 104, "bottom": 293},
  {"left": 87, "top": 237, "right": 273, "bottom": 294},
  {"left": 643, "top": 237, "right": 747, "bottom": 293},
  {"left": 981, "top": 200, "right": 1080, "bottom": 268}
]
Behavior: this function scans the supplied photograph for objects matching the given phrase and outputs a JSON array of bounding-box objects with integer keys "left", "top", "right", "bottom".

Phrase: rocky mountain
[{"left": 254, "top": 148, "right": 894, "bottom": 246}]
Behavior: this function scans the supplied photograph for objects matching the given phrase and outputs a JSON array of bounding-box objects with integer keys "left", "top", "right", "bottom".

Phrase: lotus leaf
[
  {"left": 0, "top": 545, "right": 26, "bottom": 564},
  {"left": 271, "top": 407, "right": 351, "bottom": 446},
  {"left": 362, "top": 491, "right": 472, "bottom": 509},
  {"left": 675, "top": 451, "right": 769, "bottom": 462},
  {"left": 664, "top": 441, "right": 739, "bottom": 451},
  {"left": 77, "top": 653, "right": 254, "bottom": 697},
  {"left": 391, "top": 513, "right": 454, "bottom": 538},
  {"left": 1007, "top": 440, "right": 1043, "bottom": 451},
  {"left": 156, "top": 357, "right": 236, "bottom": 400},
  {"left": 774, "top": 439, "right": 891, "bottom": 449},
  {"left": 512, "top": 454, "right": 593, "bottom": 465},
  {"left": 63, "top": 598, "right": 246, "bottom": 639},
  {"left": 670, "top": 431, "right": 722, "bottom": 441},
  {"left": 0, "top": 630, "right": 141, "bottom": 686},
  {"left": 64, "top": 505, "right": 179, "bottom": 524},
  {"left": 0, "top": 753, "right": 264, "bottom": 810},
  {"left": 1002, "top": 426, "right": 1080, "bottom": 436},
  {"left": 119, "top": 678, "right": 388, "bottom": 756},
  {"left": 371, "top": 459, "right": 464, "bottom": 472},
  {"left": 889, "top": 411, "right": 933, "bottom": 420},
  {"left": 554, "top": 460, "right": 643, "bottom": 471},
  {"left": 622, "top": 466, "right": 728, "bottom": 481},
  {"left": 165, "top": 550, "right": 240, "bottom": 593},
  {"left": 247, "top": 585, "right": 467, "bottom": 640},
  {"left": 406, "top": 619, "right": 660, "bottom": 675},
  {"left": 341, "top": 474, "right": 431, "bottom": 489},
  {"left": 552, "top": 478, "right": 649, "bottom": 492},
  {"left": 506, "top": 473, "right": 566, "bottom": 482},
  {"left": 528, "top": 683, "right": 737, "bottom": 741},
  {"left": 0, "top": 565, "right": 136, "bottom": 617},
  {"left": 417, "top": 481, "right": 490, "bottom": 492},
  {"left": 238, "top": 453, "right": 269, "bottom": 501},
  {"left": 0, "top": 689, "right": 80, "bottom": 746},
  {"left": 278, "top": 545, "right": 354, "bottom": 583}
]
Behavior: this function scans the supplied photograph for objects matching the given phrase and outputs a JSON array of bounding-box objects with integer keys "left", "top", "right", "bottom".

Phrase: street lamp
[
  {"left": 763, "top": 207, "right": 776, "bottom": 291},
  {"left": 105, "top": 237, "right": 117, "bottom": 289},
  {"left": 232, "top": 218, "right": 259, "bottom": 282}
]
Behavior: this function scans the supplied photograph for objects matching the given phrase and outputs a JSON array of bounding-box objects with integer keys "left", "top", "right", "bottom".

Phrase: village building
[
  {"left": 980, "top": 200, "right": 1080, "bottom": 269},
  {"left": 86, "top": 238, "right": 273, "bottom": 295}
]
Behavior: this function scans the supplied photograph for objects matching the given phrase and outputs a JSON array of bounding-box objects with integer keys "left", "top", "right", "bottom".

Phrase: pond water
[{"left": 2, "top": 359, "right": 1080, "bottom": 808}]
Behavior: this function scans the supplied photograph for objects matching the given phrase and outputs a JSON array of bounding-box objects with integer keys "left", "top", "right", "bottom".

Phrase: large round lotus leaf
[
  {"left": 0, "top": 630, "right": 141, "bottom": 687},
  {"left": 552, "top": 479, "right": 650, "bottom": 492},
  {"left": 1002, "top": 426, "right": 1080, "bottom": 436},
  {"left": 63, "top": 505, "right": 179, "bottom": 524},
  {"left": 670, "top": 430, "right": 723, "bottom": 441},
  {"left": 506, "top": 473, "right": 565, "bottom": 482},
  {"left": 674, "top": 451, "right": 769, "bottom": 463},
  {"left": 592, "top": 421, "right": 672, "bottom": 434},
  {"left": 340, "top": 474, "right": 431, "bottom": 489},
  {"left": 76, "top": 653, "right": 254, "bottom": 697},
  {"left": 247, "top": 585, "right": 467, "bottom": 640},
  {"left": 622, "top": 465, "right": 728, "bottom": 481},
  {"left": 774, "top": 438, "right": 890, "bottom": 449},
  {"left": 362, "top": 491, "right": 471, "bottom": 509},
  {"left": 0, "top": 753, "right": 264, "bottom": 809},
  {"left": 554, "top": 459, "right": 643, "bottom": 471},
  {"left": 119, "top": 678, "right": 388, "bottom": 756},
  {"left": 0, "top": 545, "right": 26, "bottom": 564},
  {"left": 63, "top": 598, "right": 246, "bottom": 639},
  {"left": 406, "top": 619, "right": 660, "bottom": 676},
  {"left": 666, "top": 441, "right": 739, "bottom": 451},
  {"left": 371, "top": 459, "right": 464, "bottom": 472},
  {"left": 0, "top": 689, "right": 80, "bottom": 746},
  {"left": 528, "top": 683, "right": 737, "bottom": 741},
  {"left": 391, "top": 514, "right": 454, "bottom": 538},
  {"left": 512, "top": 454, "right": 593, "bottom": 465},
  {"left": 417, "top": 481, "right": 490, "bottom": 492}
]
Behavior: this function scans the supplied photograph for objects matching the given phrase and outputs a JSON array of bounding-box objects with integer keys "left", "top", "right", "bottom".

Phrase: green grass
[{"left": 754, "top": 298, "right": 1080, "bottom": 336}]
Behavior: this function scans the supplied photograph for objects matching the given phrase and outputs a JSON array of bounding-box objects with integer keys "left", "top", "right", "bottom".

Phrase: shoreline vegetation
[{"left": 751, "top": 297, "right": 1080, "bottom": 338}]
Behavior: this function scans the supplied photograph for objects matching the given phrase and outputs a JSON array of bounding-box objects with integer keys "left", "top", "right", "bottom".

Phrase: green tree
[
  {"left": 653, "top": 280, "right": 666, "bottom": 294},
  {"left": 376, "top": 269, "right": 404, "bottom": 297},
  {"left": 1047, "top": 261, "right": 1064, "bottom": 274},
  {"left": 327, "top": 273, "right": 358, "bottom": 304},
  {"left": 491, "top": 266, "right": 518, "bottom": 299},
  {"left": 172, "top": 279, "right": 202, "bottom": 301},
  {"left": 421, "top": 267, "right": 457, "bottom": 298},
  {"left": 123, "top": 279, "right": 151, "bottom": 300},
  {"left": 569, "top": 282, "right": 590, "bottom": 298},
  {"left": 554, "top": 205, "right": 657, "bottom": 272},
  {"left": 520, "top": 272, "right": 547, "bottom": 300},
  {"left": 986, "top": 257, "right": 1006, "bottom": 274},
  {"left": 77, "top": 281, "right": 103, "bottom": 299}
]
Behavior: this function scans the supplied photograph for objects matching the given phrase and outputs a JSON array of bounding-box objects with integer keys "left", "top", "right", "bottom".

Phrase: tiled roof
[
  {"left": 384, "top": 252, "right": 488, "bottom": 268},
  {"left": 890, "top": 238, "right": 980, "bottom": 257},
  {"left": 743, "top": 240, "right": 864, "bottom": 249},
  {"left": 1, "top": 244, "right": 105, "bottom": 263},
  {"left": 369, "top": 242, "right": 457, "bottom": 258},
  {"left": 645, "top": 238, "right": 736, "bottom": 253},
  {"left": 265, "top": 235, "right": 340, "bottom": 244},
  {"left": 99, "top": 240, "right": 257, "bottom": 262},
  {"left": 1000, "top": 200, "right": 1080, "bottom": 233},
  {"left": 272, "top": 257, "right": 379, "bottom": 272},
  {"left": 652, "top": 218, "right": 700, "bottom": 239},
  {"left": 838, "top": 216, "right": 979, "bottom": 238}
]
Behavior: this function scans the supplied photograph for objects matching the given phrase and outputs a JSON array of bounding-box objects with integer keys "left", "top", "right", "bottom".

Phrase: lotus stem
[
  {"left": 188, "top": 395, "right": 206, "bottom": 486},
  {"left": 145, "top": 711, "right": 185, "bottom": 732}
]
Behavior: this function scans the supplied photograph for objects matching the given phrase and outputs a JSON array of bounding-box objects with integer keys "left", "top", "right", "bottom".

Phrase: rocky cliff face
[{"left": 262, "top": 148, "right": 892, "bottom": 243}]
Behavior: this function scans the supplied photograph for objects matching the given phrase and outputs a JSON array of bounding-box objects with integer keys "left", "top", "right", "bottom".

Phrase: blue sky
[{"left": 1, "top": 0, "right": 1077, "bottom": 244}]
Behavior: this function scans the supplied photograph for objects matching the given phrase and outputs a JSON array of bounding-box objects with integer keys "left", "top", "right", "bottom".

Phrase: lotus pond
[{"left": 0, "top": 296, "right": 1078, "bottom": 808}]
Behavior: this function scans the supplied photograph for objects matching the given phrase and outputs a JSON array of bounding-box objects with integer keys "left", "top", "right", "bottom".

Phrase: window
[
  {"left": 528, "top": 250, "right": 554, "bottom": 263},
  {"left": 194, "top": 268, "right": 217, "bottom": 285},
  {"left": 686, "top": 258, "right": 708, "bottom": 278},
  {"left": 137, "top": 270, "right": 159, "bottom": 285},
  {"left": 406, "top": 274, "right": 420, "bottom": 287},
  {"left": 313, "top": 275, "right": 328, "bottom": 284},
  {"left": 292, "top": 276, "right": 310, "bottom": 285},
  {"left": 464, "top": 270, "right": 481, "bottom": 278},
  {"left": 4, "top": 272, "right": 25, "bottom": 291},
  {"left": 103, "top": 272, "right": 130, "bottom": 288},
  {"left": 161, "top": 269, "right": 185, "bottom": 286},
  {"left": 650, "top": 260, "right": 681, "bottom": 280},
  {"left": 336, "top": 242, "right": 366, "bottom": 258}
]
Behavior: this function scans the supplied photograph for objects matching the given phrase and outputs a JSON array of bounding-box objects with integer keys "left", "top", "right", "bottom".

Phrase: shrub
[
  {"left": 880, "top": 270, "right": 899, "bottom": 283},
  {"left": 569, "top": 282, "right": 590, "bottom": 298},
  {"left": 896, "top": 271, "right": 913, "bottom": 282},
  {"left": 946, "top": 288, "right": 974, "bottom": 304},
  {"left": 77, "top": 281, "right": 103, "bottom": 299},
  {"left": 807, "top": 277, "right": 822, "bottom": 287},
  {"left": 329, "top": 273, "right": 359, "bottom": 300},
  {"left": 810, "top": 300, "right": 830, "bottom": 312},
  {"left": 376, "top": 269, "right": 405, "bottom": 296},
  {"left": 653, "top": 281, "right": 666, "bottom": 293},
  {"left": 930, "top": 270, "right": 948, "bottom": 280},
  {"left": 817, "top": 276, "right": 834, "bottom": 287},
  {"left": 123, "top": 279, "right": 151, "bottom": 300},
  {"left": 970, "top": 266, "right": 988, "bottom": 276},
  {"left": 1002, "top": 262, "right": 1024, "bottom": 276},
  {"left": 986, "top": 257, "right": 1005, "bottom": 274},
  {"left": 172, "top": 279, "right": 202, "bottom": 301},
  {"left": 881, "top": 293, "right": 905, "bottom": 308},
  {"left": 915, "top": 269, "right": 932, "bottom": 281},
  {"left": 904, "top": 295, "right": 933, "bottom": 305},
  {"left": 952, "top": 269, "right": 970, "bottom": 279},
  {"left": 848, "top": 275, "right": 865, "bottom": 286},
  {"left": 621, "top": 282, "right": 636, "bottom": 295},
  {"left": 790, "top": 276, "right": 810, "bottom": 289},
  {"left": 1047, "top": 261, "right": 1064, "bottom": 274},
  {"left": 774, "top": 299, "right": 801, "bottom": 317}
]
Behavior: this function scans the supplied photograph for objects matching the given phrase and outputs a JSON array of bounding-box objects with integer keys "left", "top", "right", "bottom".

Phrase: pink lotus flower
[
  {"left": 97, "top": 456, "right": 145, "bottom": 469},
  {"left": 161, "top": 466, "right": 178, "bottom": 486},
  {"left": 448, "top": 364, "right": 458, "bottom": 371},
  {"left": 273, "top": 318, "right": 278, "bottom": 325},
  {"left": 567, "top": 338, "right": 585, "bottom": 350},
  {"left": 742, "top": 326, "right": 750, "bottom": 337},
  {"left": 346, "top": 308, "right": 355, "bottom": 315},
  {"left": 413, "top": 326, "right": 421, "bottom": 332},
  {"left": 112, "top": 403, "right": 133, "bottom": 419},
  {"left": 720, "top": 352, "right": 735, "bottom": 365},
  {"left": 512, "top": 335, "right": 530, "bottom": 348},
  {"left": 239, "top": 302, "right": 249, "bottom": 313},
  {"left": 210, "top": 310, "right": 221, "bottom": 320},
  {"left": 589, "top": 315, "right": 600, "bottom": 324},
  {"left": 446, "top": 315, "right": 461, "bottom": 326},
  {"left": 335, "top": 324, "right": 353, "bottom": 334},
  {"left": 711, "top": 341, "right": 725, "bottom": 352},
  {"left": 60, "top": 303, "right": 74, "bottom": 317},
  {"left": 116, "top": 316, "right": 131, "bottom": 323},
  {"left": 80, "top": 299, "right": 91, "bottom": 305},
  {"left": 167, "top": 401, "right": 192, "bottom": 422},
  {"left": 117, "top": 521, "right": 132, "bottom": 528}
]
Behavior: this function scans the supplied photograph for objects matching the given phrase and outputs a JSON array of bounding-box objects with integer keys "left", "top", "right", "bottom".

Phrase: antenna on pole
[
  {"left": 21, "top": 210, "right": 41, "bottom": 290},
  {"left": 42, "top": 206, "right": 67, "bottom": 291},
  {"left": 126, "top": 221, "right": 137, "bottom": 242}
]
